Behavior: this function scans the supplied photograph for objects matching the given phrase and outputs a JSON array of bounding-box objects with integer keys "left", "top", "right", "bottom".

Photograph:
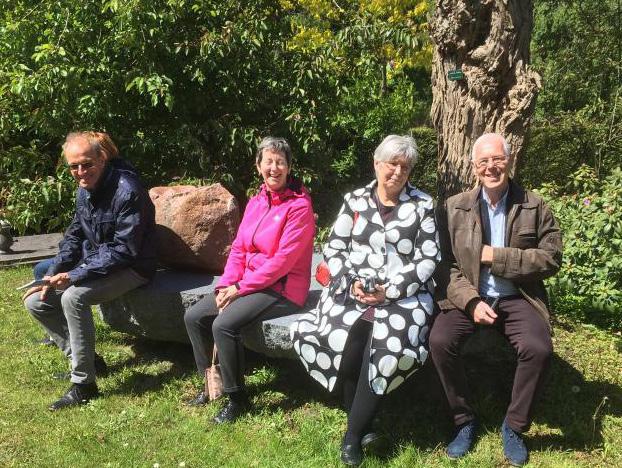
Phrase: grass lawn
[{"left": 1, "top": 265, "right": 621, "bottom": 467}]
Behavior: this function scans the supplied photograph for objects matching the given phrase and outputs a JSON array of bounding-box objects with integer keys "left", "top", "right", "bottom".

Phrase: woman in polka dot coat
[{"left": 291, "top": 135, "right": 440, "bottom": 465}]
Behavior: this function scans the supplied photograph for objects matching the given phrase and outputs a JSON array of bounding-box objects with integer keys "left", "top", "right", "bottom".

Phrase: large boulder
[{"left": 149, "top": 184, "right": 239, "bottom": 272}]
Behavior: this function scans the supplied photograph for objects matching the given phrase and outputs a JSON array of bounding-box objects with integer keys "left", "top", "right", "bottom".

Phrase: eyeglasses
[
  {"left": 68, "top": 162, "right": 95, "bottom": 172},
  {"left": 383, "top": 160, "right": 411, "bottom": 172},
  {"left": 474, "top": 156, "right": 508, "bottom": 169}
]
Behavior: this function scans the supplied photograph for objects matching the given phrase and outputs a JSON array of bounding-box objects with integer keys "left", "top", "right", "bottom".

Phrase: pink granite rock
[{"left": 149, "top": 184, "right": 240, "bottom": 272}]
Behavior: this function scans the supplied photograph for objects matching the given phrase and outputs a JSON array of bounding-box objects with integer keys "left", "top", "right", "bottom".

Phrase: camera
[{"left": 359, "top": 274, "right": 377, "bottom": 294}]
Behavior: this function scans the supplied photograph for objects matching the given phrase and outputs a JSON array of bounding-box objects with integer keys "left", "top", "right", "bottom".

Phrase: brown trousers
[{"left": 429, "top": 297, "right": 552, "bottom": 433}]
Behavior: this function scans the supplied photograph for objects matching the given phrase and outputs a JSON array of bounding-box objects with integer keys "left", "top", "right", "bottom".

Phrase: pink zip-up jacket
[{"left": 217, "top": 178, "right": 316, "bottom": 307}]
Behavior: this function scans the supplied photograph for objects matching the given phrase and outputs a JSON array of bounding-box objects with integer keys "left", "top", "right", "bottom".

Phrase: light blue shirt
[{"left": 478, "top": 188, "right": 519, "bottom": 298}]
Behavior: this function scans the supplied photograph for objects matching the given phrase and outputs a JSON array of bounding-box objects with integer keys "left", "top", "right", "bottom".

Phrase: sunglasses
[{"left": 68, "top": 162, "right": 95, "bottom": 172}]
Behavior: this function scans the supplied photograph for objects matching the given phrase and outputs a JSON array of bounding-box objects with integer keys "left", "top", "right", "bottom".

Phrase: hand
[
  {"left": 352, "top": 281, "right": 386, "bottom": 306},
  {"left": 22, "top": 285, "right": 44, "bottom": 302},
  {"left": 46, "top": 273, "right": 71, "bottom": 290},
  {"left": 471, "top": 300, "right": 498, "bottom": 325},
  {"left": 215, "top": 285, "right": 240, "bottom": 311},
  {"left": 480, "top": 245, "right": 494, "bottom": 265}
]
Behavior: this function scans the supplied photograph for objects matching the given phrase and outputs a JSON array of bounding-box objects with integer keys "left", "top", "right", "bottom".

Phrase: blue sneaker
[
  {"left": 446, "top": 419, "right": 478, "bottom": 459},
  {"left": 501, "top": 419, "right": 528, "bottom": 466}
]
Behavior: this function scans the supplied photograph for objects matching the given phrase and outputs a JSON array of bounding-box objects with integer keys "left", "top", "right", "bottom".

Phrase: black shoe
[
  {"left": 48, "top": 382, "right": 99, "bottom": 411},
  {"left": 340, "top": 440, "right": 363, "bottom": 466},
  {"left": 53, "top": 353, "right": 108, "bottom": 380},
  {"left": 185, "top": 391, "right": 208, "bottom": 407},
  {"left": 361, "top": 431, "right": 382, "bottom": 451},
  {"left": 213, "top": 399, "right": 248, "bottom": 424}
]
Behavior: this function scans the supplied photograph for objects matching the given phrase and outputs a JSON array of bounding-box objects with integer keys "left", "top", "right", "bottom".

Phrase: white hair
[
  {"left": 63, "top": 132, "right": 102, "bottom": 158},
  {"left": 471, "top": 133, "right": 511, "bottom": 161},
  {"left": 373, "top": 134, "right": 418, "bottom": 166}
]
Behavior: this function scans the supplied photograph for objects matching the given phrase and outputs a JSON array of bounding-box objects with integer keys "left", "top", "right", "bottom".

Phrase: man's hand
[
  {"left": 471, "top": 300, "right": 498, "bottom": 325},
  {"left": 215, "top": 285, "right": 240, "bottom": 311},
  {"left": 21, "top": 285, "right": 44, "bottom": 302},
  {"left": 352, "top": 281, "right": 386, "bottom": 306},
  {"left": 480, "top": 245, "right": 494, "bottom": 265},
  {"left": 46, "top": 273, "right": 71, "bottom": 290}
]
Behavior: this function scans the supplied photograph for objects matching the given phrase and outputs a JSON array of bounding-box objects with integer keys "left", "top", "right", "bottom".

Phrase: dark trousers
[
  {"left": 339, "top": 319, "right": 382, "bottom": 441},
  {"left": 184, "top": 290, "right": 299, "bottom": 393},
  {"left": 429, "top": 297, "right": 552, "bottom": 433}
]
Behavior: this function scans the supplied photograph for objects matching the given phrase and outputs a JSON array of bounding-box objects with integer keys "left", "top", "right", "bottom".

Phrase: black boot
[
  {"left": 185, "top": 391, "right": 208, "bottom": 407},
  {"left": 340, "top": 436, "right": 363, "bottom": 466},
  {"left": 49, "top": 382, "right": 99, "bottom": 411},
  {"left": 213, "top": 392, "right": 249, "bottom": 424}
]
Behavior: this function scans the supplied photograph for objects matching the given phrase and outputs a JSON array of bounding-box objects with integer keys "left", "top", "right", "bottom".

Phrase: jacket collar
[
  {"left": 84, "top": 163, "right": 114, "bottom": 203},
  {"left": 259, "top": 176, "right": 308, "bottom": 205},
  {"left": 353, "top": 179, "right": 420, "bottom": 227},
  {"left": 455, "top": 179, "right": 532, "bottom": 211}
]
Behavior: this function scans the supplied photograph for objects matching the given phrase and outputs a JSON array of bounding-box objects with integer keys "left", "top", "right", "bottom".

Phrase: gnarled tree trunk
[{"left": 430, "top": 0, "right": 541, "bottom": 201}]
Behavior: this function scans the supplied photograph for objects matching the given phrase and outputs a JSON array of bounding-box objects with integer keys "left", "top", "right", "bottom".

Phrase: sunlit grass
[{"left": 1, "top": 265, "right": 620, "bottom": 467}]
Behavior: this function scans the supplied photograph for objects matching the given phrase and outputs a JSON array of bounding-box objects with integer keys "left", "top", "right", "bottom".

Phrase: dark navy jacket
[{"left": 47, "top": 161, "right": 157, "bottom": 283}]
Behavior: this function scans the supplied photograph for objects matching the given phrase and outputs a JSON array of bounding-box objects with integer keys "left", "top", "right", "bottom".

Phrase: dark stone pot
[{"left": 0, "top": 222, "right": 14, "bottom": 253}]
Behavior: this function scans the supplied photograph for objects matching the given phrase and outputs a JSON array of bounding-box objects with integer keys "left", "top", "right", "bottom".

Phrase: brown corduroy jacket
[{"left": 434, "top": 180, "right": 563, "bottom": 330}]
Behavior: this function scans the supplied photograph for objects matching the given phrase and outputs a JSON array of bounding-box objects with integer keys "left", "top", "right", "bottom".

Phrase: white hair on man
[
  {"left": 471, "top": 133, "right": 511, "bottom": 161},
  {"left": 373, "top": 134, "right": 419, "bottom": 167},
  {"left": 63, "top": 132, "right": 102, "bottom": 158}
]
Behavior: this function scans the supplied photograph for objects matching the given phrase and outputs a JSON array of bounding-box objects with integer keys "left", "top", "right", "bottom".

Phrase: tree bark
[{"left": 430, "top": 0, "right": 541, "bottom": 201}]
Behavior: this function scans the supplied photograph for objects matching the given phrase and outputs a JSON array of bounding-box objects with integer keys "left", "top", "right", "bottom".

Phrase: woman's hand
[
  {"left": 215, "top": 285, "right": 240, "bottom": 311},
  {"left": 351, "top": 281, "right": 386, "bottom": 305}
]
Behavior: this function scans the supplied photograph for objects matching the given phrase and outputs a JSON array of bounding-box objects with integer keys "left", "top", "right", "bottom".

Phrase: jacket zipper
[{"left": 249, "top": 192, "right": 272, "bottom": 268}]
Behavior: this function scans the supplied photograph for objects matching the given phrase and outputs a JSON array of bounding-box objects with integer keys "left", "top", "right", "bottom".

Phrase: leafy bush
[
  {"left": 0, "top": 0, "right": 434, "bottom": 233},
  {"left": 518, "top": 114, "right": 618, "bottom": 190},
  {"left": 538, "top": 165, "right": 622, "bottom": 322},
  {"left": 0, "top": 146, "right": 74, "bottom": 235}
]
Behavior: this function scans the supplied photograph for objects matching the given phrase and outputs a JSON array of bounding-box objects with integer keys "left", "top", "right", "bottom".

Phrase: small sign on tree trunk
[{"left": 447, "top": 69, "right": 464, "bottom": 81}]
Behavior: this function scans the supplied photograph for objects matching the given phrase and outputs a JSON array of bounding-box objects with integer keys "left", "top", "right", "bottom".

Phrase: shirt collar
[{"left": 481, "top": 186, "right": 509, "bottom": 212}]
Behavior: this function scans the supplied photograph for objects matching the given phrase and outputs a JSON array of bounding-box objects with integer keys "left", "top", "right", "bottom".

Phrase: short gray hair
[
  {"left": 471, "top": 133, "right": 511, "bottom": 161},
  {"left": 63, "top": 132, "right": 102, "bottom": 158},
  {"left": 373, "top": 134, "right": 418, "bottom": 167},
  {"left": 256, "top": 137, "right": 292, "bottom": 167}
]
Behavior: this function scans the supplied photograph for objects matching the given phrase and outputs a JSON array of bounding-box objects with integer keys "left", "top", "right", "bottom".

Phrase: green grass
[{"left": 1, "top": 265, "right": 621, "bottom": 467}]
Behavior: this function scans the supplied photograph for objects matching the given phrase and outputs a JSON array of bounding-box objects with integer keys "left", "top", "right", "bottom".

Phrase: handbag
[
  {"left": 315, "top": 261, "right": 331, "bottom": 287},
  {"left": 205, "top": 344, "right": 224, "bottom": 401}
]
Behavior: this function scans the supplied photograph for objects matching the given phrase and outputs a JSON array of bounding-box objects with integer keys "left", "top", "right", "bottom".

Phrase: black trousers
[
  {"left": 339, "top": 319, "right": 382, "bottom": 441},
  {"left": 184, "top": 290, "right": 299, "bottom": 392},
  {"left": 429, "top": 297, "right": 552, "bottom": 433}
]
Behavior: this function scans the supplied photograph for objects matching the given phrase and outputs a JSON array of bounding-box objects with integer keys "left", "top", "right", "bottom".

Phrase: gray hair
[
  {"left": 255, "top": 137, "right": 292, "bottom": 167},
  {"left": 471, "top": 133, "right": 511, "bottom": 161},
  {"left": 63, "top": 132, "right": 102, "bottom": 158},
  {"left": 373, "top": 134, "right": 418, "bottom": 167}
]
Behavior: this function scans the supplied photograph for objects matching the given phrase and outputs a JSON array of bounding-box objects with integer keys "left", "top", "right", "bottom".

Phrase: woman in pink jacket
[{"left": 184, "top": 137, "right": 316, "bottom": 423}]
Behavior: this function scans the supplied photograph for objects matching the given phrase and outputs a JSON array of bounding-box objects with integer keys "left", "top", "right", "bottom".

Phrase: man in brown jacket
[{"left": 430, "top": 133, "right": 562, "bottom": 466}]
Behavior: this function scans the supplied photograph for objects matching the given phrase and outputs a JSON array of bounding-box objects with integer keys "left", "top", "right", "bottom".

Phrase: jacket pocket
[
  {"left": 513, "top": 228, "right": 537, "bottom": 249},
  {"left": 95, "top": 213, "right": 116, "bottom": 243}
]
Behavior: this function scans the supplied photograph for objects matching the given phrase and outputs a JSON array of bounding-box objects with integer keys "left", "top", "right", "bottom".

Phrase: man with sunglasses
[
  {"left": 24, "top": 131, "right": 156, "bottom": 410},
  {"left": 431, "top": 133, "right": 563, "bottom": 466}
]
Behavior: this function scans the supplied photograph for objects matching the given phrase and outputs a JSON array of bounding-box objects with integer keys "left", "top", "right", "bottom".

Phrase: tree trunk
[{"left": 430, "top": 0, "right": 541, "bottom": 201}]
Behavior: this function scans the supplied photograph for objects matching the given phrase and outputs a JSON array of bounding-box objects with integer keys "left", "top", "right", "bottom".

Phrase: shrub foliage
[{"left": 538, "top": 166, "right": 622, "bottom": 320}]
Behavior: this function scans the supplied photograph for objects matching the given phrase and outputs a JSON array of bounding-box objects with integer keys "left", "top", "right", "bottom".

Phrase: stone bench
[
  {"left": 98, "top": 252, "right": 513, "bottom": 362},
  {"left": 98, "top": 254, "right": 324, "bottom": 359}
]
